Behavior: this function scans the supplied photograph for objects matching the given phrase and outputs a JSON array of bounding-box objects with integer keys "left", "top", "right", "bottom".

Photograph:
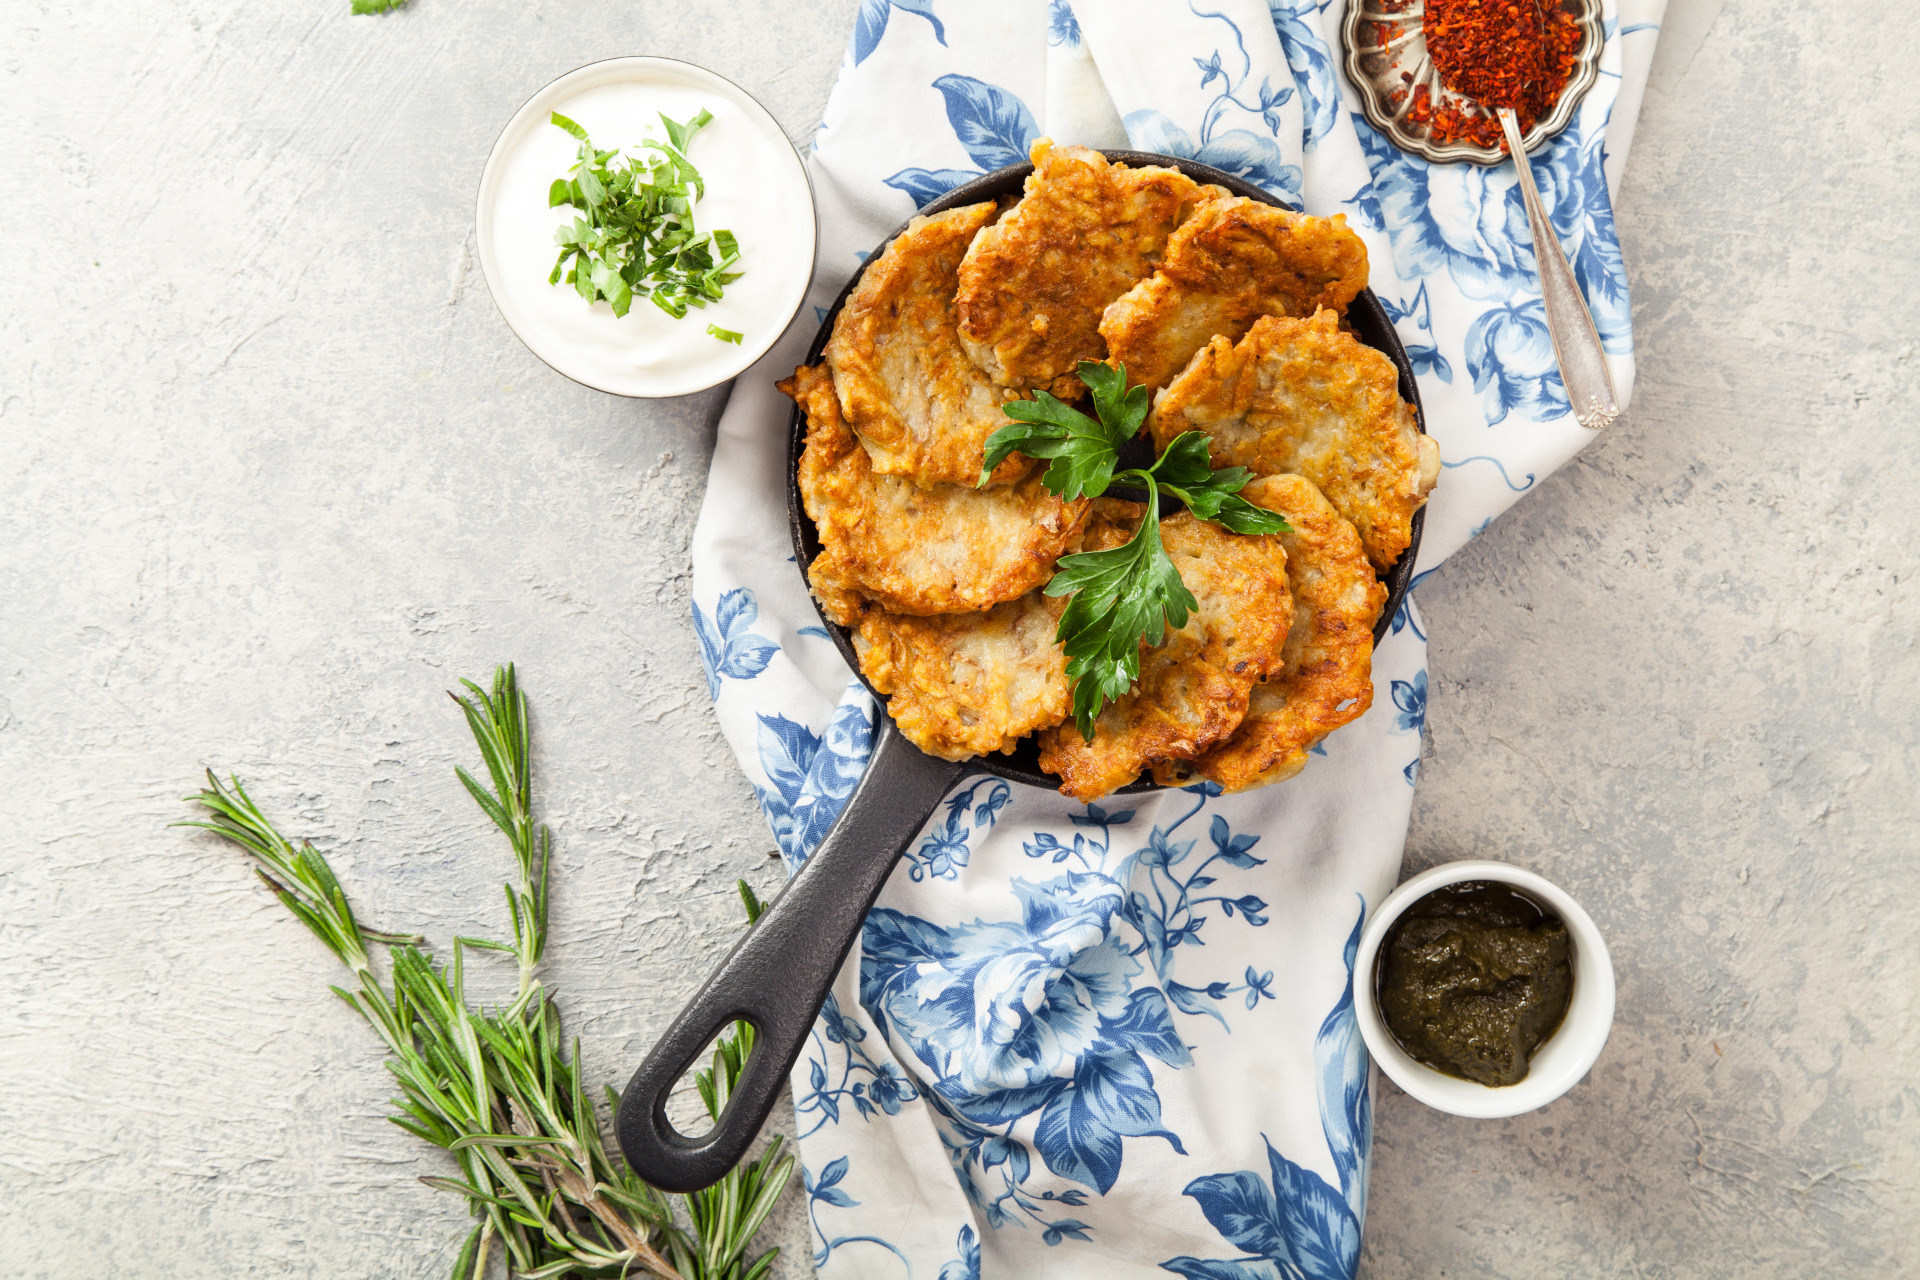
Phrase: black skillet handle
[{"left": 616, "top": 717, "right": 964, "bottom": 1192}]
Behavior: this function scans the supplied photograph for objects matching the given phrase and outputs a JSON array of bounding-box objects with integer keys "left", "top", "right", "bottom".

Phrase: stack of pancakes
[{"left": 779, "top": 140, "right": 1440, "bottom": 801}]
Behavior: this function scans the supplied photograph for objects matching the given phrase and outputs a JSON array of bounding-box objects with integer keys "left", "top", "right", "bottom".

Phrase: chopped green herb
[
  {"left": 350, "top": 0, "right": 406, "bottom": 12},
  {"left": 980, "top": 360, "right": 1290, "bottom": 739},
  {"left": 545, "top": 110, "right": 745, "bottom": 329},
  {"left": 707, "top": 324, "right": 744, "bottom": 345}
]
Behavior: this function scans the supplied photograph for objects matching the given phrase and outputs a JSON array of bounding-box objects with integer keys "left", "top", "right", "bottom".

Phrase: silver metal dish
[{"left": 1341, "top": 0, "right": 1604, "bottom": 166}]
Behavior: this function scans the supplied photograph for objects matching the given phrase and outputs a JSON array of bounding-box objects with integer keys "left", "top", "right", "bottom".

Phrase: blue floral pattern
[
  {"left": 1161, "top": 908, "right": 1371, "bottom": 1280},
  {"left": 1025, "top": 793, "right": 1278, "bottom": 1028},
  {"left": 862, "top": 873, "right": 1190, "bottom": 1211},
  {"left": 1442, "top": 455, "right": 1537, "bottom": 492},
  {"left": 1390, "top": 670, "right": 1428, "bottom": 786},
  {"left": 853, "top": 0, "right": 947, "bottom": 65},
  {"left": 1266, "top": 0, "right": 1340, "bottom": 150},
  {"left": 1389, "top": 670, "right": 1426, "bottom": 735},
  {"left": 1117, "top": 3, "right": 1303, "bottom": 200},
  {"left": 844, "top": 791, "right": 1292, "bottom": 1246},
  {"left": 939, "top": 1225, "right": 981, "bottom": 1280},
  {"left": 753, "top": 695, "right": 874, "bottom": 866},
  {"left": 798, "top": 991, "right": 922, "bottom": 1138},
  {"left": 806, "top": 1154, "right": 914, "bottom": 1274},
  {"left": 885, "top": 75, "right": 1040, "bottom": 208},
  {"left": 1377, "top": 283, "right": 1452, "bottom": 383},
  {"left": 905, "top": 777, "right": 1011, "bottom": 881},
  {"left": 1047, "top": 0, "right": 1081, "bottom": 48},
  {"left": 692, "top": 589, "right": 779, "bottom": 701},
  {"left": 1125, "top": 108, "right": 1301, "bottom": 203},
  {"left": 1465, "top": 299, "right": 1568, "bottom": 423}
]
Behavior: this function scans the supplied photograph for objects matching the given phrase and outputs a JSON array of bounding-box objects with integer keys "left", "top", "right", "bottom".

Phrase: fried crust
[
  {"left": 782, "top": 363, "right": 1089, "bottom": 625},
  {"left": 1100, "top": 199, "right": 1369, "bottom": 391},
  {"left": 1153, "top": 474, "right": 1385, "bottom": 791},
  {"left": 854, "top": 592, "right": 1070, "bottom": 761},
  {"left": 1149, "top": 310, "right": 1441, "bottom": 571},
  {"left": 1037, "top": 500, "right": 1293, "bottom": 801},
  {"left": 823, "top": 202, "right": 1032, "bottom": 486},
  {"left": 955, "top": 139, "right": 1210, "bottom": 398}
]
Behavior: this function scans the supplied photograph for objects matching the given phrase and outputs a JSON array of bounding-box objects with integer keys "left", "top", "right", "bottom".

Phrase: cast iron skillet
[{"left": 617, "top": 152, "right": 1427, "bottom": 1192}]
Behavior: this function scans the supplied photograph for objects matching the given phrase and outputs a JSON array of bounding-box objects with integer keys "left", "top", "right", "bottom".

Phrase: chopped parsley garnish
[
  {"left": 546, "top": 110, "right": 744, "bottom": 339},
  {"left": 979, "top": 361, "right": 1290, "bottom": 740}
]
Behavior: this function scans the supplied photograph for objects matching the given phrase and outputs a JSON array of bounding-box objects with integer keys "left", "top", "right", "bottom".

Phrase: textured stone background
[{"left": 1, "top": 0, "right": 1913, "bottom": 1276}]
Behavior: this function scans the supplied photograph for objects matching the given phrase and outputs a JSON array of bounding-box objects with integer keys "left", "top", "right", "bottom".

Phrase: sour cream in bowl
[{"left": 476, "top": 57, "right": 815, "bottom": 398}]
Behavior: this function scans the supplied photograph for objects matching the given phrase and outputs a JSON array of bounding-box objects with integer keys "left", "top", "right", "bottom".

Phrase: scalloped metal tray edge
[{"left": 1341, "top": 0, "right": 1605, "bottom": 166}]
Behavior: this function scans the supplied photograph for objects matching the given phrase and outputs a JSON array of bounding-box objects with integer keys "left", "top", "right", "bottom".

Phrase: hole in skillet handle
[{"left": 785, "top": 151, "right": 1428, "bottom": 786}]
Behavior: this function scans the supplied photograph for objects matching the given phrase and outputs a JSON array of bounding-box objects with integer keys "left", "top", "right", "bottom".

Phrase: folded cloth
[{"left": 686, "top": 2, "right": 1663, "bottom": 1275}]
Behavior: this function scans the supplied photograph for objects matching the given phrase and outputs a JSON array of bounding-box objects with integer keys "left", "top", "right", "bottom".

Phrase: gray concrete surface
[{"left": 0, "top": 0, "right": 1912, "bottom": 1277}]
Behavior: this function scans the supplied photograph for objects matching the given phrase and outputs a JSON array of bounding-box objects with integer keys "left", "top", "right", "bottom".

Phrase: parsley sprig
[
  {"left": 979, "top": 362, "right": 1290, "bottom": 740},
  {"left": 546, "top": 111, "right": 744, "bottom": 333}
]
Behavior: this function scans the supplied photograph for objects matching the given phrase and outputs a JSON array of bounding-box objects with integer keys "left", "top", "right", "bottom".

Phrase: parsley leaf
[
  {"left": 983, "top": 361, "right": 1291, "bottom": 739},
  {"left": 1149, "top": 431, "right": 1287, "bottom": 535},
  {"left": 978, "top": 359, "right": 1143, "bottom": 495},
  {"left": 544, "top": 112, "right": 746, "bottom": 339},
  {"left": 1047, "top": 488, "right": 1199, "bottom": 740},
  {"left": 1078, "top": 359, "right": 1151, "bottom": 440}
]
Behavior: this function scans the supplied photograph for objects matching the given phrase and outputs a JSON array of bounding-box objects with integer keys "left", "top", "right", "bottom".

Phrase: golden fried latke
[
  {"left": 1037, "top": 500, "right": 1293, "bottom": 801},
  {"left": 854, "top": 592, "right": 1070, "bottom": 761},
  {"left": 823, "top": 202, "right": 1031, "bottom": 487},
  {"left": 1149, "top": 310, "right": 1441, "bottom": 572},
  {"left": 955, "top": 139, "right": 1210, "bottom": 398},
  {"left": 1100, "top": 199, "right": 1369, "bottom": 392},
  {"left": 1154, "top": 474, "right": 1386, "bottom": 792},
  {"left": 781, "top": 364, "right": 1089, "bottom": 626}
]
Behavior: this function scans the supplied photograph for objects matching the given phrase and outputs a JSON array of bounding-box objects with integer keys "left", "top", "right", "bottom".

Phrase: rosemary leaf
[{"left": 182, "top": 665, "right": 792, "bottom": 1280}]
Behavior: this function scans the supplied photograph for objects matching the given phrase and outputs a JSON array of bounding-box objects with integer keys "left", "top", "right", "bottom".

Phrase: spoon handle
[{"left": 1496, "top": 107, "right": 1619, "bottom": 430}]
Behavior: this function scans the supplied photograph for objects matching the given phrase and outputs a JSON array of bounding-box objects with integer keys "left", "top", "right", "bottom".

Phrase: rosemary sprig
[
  {"left": 180, "top": 666, "right": 792, "bottom": 1280},
  {"left": 450, "top": 667, "right": 550, "bottom": 1005}
]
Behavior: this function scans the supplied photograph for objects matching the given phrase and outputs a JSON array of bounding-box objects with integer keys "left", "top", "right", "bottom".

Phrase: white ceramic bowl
[
  {"left": 474, "top": 56, "right": 816, "bottom": 398},
  {"left": 1354, "top": 860, "right": 1615, "bottom": 1118}
]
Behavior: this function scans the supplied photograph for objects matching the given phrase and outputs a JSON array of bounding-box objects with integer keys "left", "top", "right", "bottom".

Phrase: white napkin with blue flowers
[{"left": 687, "top": 2, "right": 1662, "bottom": 1275}]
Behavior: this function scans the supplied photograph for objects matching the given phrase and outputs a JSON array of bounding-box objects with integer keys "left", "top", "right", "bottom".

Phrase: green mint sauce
[{"left": 1376, "top": 879, "right": 1573, "bottom": 1087}]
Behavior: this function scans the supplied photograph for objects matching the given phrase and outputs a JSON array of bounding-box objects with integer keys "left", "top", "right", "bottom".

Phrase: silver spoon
[{"left": 1495, "top": 105, "right": 1618, "bottom": 430}]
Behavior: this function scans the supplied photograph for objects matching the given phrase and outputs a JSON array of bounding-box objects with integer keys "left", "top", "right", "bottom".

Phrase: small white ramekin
[
  {"left": 1354, "top": 859, "right": 1615, "bottom": 1118},
  {"left": 474, "top": 56, "right": 815, "bottom": 399}
]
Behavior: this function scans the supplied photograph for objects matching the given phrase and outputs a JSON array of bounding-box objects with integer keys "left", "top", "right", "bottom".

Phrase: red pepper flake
[{"left": 1420, "top": 0, "right": 1583, "bottom": 148}]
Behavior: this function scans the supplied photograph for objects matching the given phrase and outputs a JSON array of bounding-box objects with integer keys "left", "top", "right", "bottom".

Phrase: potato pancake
[
  {"left": 1100, "top": 199, "right": 1369, "bottom": 392},
  {"left": 1154, "top": 474, "right": 1385, "bottom": 792},
  {"left": 824, "top": 202, "right": 1032, "bottom": 486},
  {"left": 955, "top": 139, "right": 1210, "bottom": 398},
  {"left": 781, "top": 363, "right": 1088, "bottom": 626},
  {"left": 1149, "top": 309, "right": 1440, "bottom": 571},
  {"left": 854, "top": 592, "right": 1070, "bottom": 761},
  {"left": 1037, "top": 500, "right": 1293, "bottom": 801}
]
